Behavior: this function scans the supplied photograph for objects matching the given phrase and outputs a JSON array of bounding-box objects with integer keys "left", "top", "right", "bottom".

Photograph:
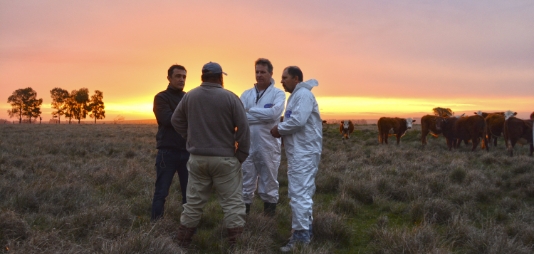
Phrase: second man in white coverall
[
  {"left": 270, "top": 66, "right": 322, "bottom": 252},
  {"left": 240, "top": 58, "right": 286, "bottom": 216}
]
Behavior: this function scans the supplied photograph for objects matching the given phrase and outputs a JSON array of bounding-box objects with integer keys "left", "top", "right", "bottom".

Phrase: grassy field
[{"left": 1, "top": 123, "right": 534, "bottom": 253}]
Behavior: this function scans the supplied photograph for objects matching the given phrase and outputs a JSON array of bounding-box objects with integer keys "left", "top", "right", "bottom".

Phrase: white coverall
[
  {"left": 240, "top": 79, "right": 286, "bottom": 204},
  {"left": 277, "top": 79, "right": 322, "bottom": 230}
]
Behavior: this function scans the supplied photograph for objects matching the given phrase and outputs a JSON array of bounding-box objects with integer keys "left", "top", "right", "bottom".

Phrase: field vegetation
[{"left": 1, "top": 123, "right": 534, "bottom": 253}]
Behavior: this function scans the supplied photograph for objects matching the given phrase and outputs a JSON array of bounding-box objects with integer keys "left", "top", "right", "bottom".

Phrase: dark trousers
[{"left": 151, "top": 149, "right": 190, "bottom": 221}]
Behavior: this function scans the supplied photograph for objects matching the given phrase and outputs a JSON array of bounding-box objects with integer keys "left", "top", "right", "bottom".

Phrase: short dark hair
[
  {"left": 285, "top": 66, "right": 303, "bottom": 82},
  {"left": 168, "top": 65, "right": 187, "bottom": 77},
  {"left": 201, "top": 72, "right": 222, "bottom": 83},
  {"left": 255, "top": 58, "right": 273, "bottom": 73}
]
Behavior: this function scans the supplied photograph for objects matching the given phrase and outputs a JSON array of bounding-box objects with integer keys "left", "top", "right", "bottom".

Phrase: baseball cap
[{"left": 202, "top": 62, "right": 227, "bottom": 75}]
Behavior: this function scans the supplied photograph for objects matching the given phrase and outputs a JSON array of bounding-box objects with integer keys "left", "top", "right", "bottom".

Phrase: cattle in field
[
  {"left": 377, "top": 117, "right": 415, "bottom": 145},
  {"left": 420, "top": 113, "right": 464, "bottom": 146},
  {"left": 322, "top": 120, "right": 329, "bottom": 131},
  {"left": 474, "top": 111, "right": 516, "bottom": 147},
  {"left": 503, "top": 110, "right": 533, "bottom": 157},
  {"left": 474, "top": 111, "right": 506, "bottom": 118},
  {"left": 339, "top": 120, "right": 354, "bottom": 142},
  {"left": 421, "top": 115, "right": 443, "bottom": 145},
  {"left": 436, "top": 115, "right": 487, "bottom": 151}
]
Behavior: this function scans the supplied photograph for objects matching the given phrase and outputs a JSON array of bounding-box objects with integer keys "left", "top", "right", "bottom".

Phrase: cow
[
  {"left": 339, "top": 120, "right": 354, "bottom": 142},
  {"left": 377, "top": 117, "right": 415, "bottom": 145},
  {"left": 436, "top": 115, "right": 487, "bottom": 151},
  {"left": 421, "top": 115, "right": 442, "bottom": 145},
  {"left": 474, "top": 111, "right": 516, "bottom": 147},
  {"left": 322, "top": 120, "right": 329, "bottom": 132},
  {"left": 474, "top": 111, "right": 506, "bottom": 118},
  {"left": 421, "top": 114, "right": 465, "bottom": 146},
  {"left": 503, "top": 110, "right": 533, "bottom": 157}
]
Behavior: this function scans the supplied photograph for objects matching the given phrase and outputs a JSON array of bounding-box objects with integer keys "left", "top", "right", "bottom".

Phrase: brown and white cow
[
  {"left": 339, "top": 120, "right": 354, "bottom": 142},
  {"left": 475, "top": 111, "right": 516, "bottom": 147},
  {"left": 436, "top": 115, "right": 487, "bottom": 151},
  {"left": 377, "top": 117, "right": 415, "bottom": 145},
  {"left": 473, "top": 111, "right": 506, "bottom": 119},
  {"left": 503, "top": 110, "right": 533, "bottom": 157}
]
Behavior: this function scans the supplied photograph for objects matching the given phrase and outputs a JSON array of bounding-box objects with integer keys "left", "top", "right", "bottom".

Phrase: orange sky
[{"left": 1, "top": 1, "right": 533, "bottom": 122}]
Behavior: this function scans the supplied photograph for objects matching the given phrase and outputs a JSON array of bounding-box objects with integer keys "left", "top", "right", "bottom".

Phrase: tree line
[{"left": 7, "top": 87, "right": 105, "bottom": 124}]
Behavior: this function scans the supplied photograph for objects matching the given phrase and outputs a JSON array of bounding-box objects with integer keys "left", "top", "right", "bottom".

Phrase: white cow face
[
  {"left": 406, "top": 118, "right": 414, "bottom": 129},
  {"left": 476, "top": 111, "right": 483, "bottom": 116},
  {"left": 343, "top": 120, "right": 349, "bottom": 129},
  {"left": 504, "top": 110, "right": 516, "bottom": 120}
]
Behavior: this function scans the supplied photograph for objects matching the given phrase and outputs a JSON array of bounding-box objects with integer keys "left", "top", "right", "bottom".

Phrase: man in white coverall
[
  {"left": 241, "top": 58, "right": 286, "bottom": 216},
  {"left": 270, "top": 66, "right": 322, "bottom": 252}
]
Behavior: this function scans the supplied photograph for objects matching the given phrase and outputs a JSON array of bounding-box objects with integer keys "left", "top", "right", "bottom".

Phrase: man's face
[
  {"left": 167, "top": 68, "right": 187, "bottom": 90},
  {"left": 281, "top": 68, "right": 299, "bottom": 93},
  {"left": 255, "top": 64, "right": 272, "bottom": 87}
]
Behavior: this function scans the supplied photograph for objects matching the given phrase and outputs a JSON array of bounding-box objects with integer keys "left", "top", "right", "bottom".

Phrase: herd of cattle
[{"left": 338, "top": 111, "right": 534, "bottom": 157}]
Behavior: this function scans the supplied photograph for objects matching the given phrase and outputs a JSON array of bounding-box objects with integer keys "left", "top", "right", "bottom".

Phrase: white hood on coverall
[
  {"left": 278, "top": 79, "right": 322, "bottom": 230},
  {"left": 240, "top": 79, "right": 286, "bottom": 203}
]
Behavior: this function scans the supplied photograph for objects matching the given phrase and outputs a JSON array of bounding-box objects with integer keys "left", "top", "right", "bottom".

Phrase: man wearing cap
[
  {"left": 270, "top": 66, "right": 322, "bottom": 252},
  {"left": 171, "top": 62, "right": 250, "bottom": 248},
  {"left": 151, "top": 64, "right": 190, "bottom": 221},
  {"left": 240, "top": 58, "right": 285, "bottom": 216}
]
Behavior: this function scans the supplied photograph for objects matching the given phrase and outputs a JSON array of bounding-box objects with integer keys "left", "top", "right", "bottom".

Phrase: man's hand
[{"left": 270, "top": 125, "right": 281, "bottom": 138}]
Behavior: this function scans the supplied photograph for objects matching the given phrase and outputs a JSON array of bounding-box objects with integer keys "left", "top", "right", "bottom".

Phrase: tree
[
  {"left": 88, "top": 90, "right": 106, "bottom": 124},
  {"left": 27, "top": 98, "right": 43, "bottom": 123},
  {"left": 432, "top": 107, "right": 454, "bottom": 117},
  {"left": 69, "top": 88, "right": 90, "bottom": 124},
  {"left": 114, "top": 115, "right": 125, "bottom": 124},
  {"left": 7, "top": 87, "right": 42, "bottom": 124},
  {"left": 50, "top": 88, "right": 70, "bottom": 124},
  {"left": 64, "top": 93, "right": 77, "bottom": 124}
]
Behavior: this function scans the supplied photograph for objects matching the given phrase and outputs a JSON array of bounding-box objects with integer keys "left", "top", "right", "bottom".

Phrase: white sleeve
[
  {"left": 247, "top": 90, "right": 285, "bottom": 124},
  {"left": 278, "top": 92, "right": 313, "bottom": 135}
]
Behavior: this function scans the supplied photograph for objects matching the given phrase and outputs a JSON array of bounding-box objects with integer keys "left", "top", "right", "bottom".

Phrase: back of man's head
[{"left": 285, "top": 66, "right": 303, "bottom": 82}]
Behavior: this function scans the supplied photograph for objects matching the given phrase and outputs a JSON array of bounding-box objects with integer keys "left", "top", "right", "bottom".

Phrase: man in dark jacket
[{"left": 151, "top": 64, "right": 190, "bottom": 221}]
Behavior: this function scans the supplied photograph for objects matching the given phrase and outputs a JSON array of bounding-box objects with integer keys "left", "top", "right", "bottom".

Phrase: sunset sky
[{"left": 1, "top": 1, "right": 533, "bottom": 122}]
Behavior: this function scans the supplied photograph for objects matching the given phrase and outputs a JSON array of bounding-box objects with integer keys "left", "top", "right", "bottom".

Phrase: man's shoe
[
  {"left": 227, "top": 227, "right": 244, "bottom": 246},
  {"left": 263, "top": 202, "right": 276, "bottom": 216},
  {"left": 280, "top": 230, "right": 310, "bottom": 252},
  {"left": 176, "top": 224, "right": 196, "bottom": 248},
  {"left": 245, "top": 203, "right": 251, "bottom": 215}
]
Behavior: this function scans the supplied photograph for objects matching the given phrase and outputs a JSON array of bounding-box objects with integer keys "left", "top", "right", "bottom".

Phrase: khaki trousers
[{"left": 180, "top": 154, "right": 246, "bottom": 229}]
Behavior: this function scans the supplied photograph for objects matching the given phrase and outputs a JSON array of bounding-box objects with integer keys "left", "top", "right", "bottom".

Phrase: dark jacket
[{"left": 154, "top": 85, "right": 187, "bottom": 150}]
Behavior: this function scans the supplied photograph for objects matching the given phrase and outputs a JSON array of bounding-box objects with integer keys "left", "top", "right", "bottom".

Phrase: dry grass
[{"left": 1, "top": 123, "right": 534, "bottom": 253}]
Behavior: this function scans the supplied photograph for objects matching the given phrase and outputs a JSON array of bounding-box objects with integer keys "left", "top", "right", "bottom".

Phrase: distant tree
[
  {"left": 27, "top": 98, "right": 43, "bottom": 123},
  {"left": 64, "top": 93, "right": 77, "bottom": 124},
  {"left": 70, "top": 88, "right": 90, "bottom": 124},
  {"left": 7, "top": 87, "right": 43, "bottom": 124},
  {"left": 50, "top": 88, "right": 70, "bottom": 124},
  {"left": 114, "top": 115, "right": 125, "bottom": 124},
  {"left": 432, "top": 107, "right": 454, "bottom": 117},
  {"left": 89, "top": 90, "right": 105, "bottom": 124}
]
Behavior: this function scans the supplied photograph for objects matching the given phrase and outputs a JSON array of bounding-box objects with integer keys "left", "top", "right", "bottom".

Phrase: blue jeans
[{"left": 151, "top": 149, "right": 190, "bottom": 221}]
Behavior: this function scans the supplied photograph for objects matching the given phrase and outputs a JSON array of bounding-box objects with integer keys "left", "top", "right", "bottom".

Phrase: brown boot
[
  {"left": 227, "top": 227, "right": 244, "bottom": 246},
  {"left": 176, "top": 224, "right": 196, "bottom": 248}
]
